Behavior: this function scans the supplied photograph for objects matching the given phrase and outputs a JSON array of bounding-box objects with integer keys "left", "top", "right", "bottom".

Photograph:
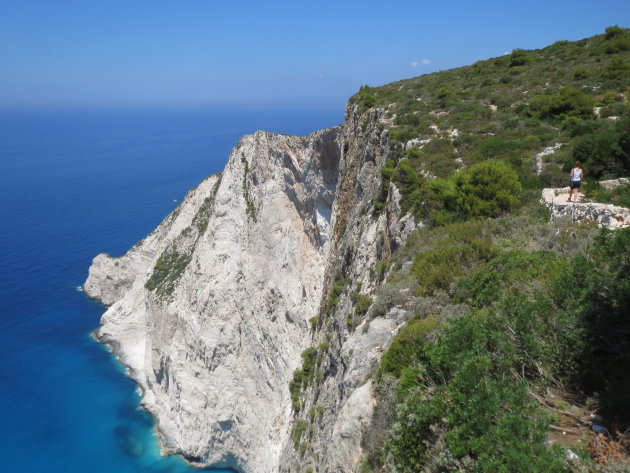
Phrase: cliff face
[{"left": 85, "top": 106, "right": 408, "bottom": 473}]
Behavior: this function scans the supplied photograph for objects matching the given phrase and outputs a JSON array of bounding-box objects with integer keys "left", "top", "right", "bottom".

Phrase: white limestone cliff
[{"left": 85, "top": 105, "right": 415, "bottom": 473}]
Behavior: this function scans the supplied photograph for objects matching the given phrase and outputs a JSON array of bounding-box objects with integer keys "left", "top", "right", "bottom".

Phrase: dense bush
[
  {"left": 377, "top": 314, "right": 438, "bottom": 379},
  {"left": 353, "top": 292, "right": 373, "bottom": 316},
  {"left": 354, "top": 85, "right": 377, "bottom": 113},
  {"left": 602, "top": 58, "right": 630, "bottom": 88},
  {"left": 573, "top": 117, "right": 630, "bottom": 178},
  {"left": 375, "top": 228, "right": 630, "bottom": 472},
  {"left": 605, "top": 26, "right": 626, "bottom": 40},
  {"left": 411, "top": 237, "right": 498, "bottom": 295},
  {"left": 356, "top": 27, "right": 630, "bottom": 473},
  {"left": 384, "top": 159, "right": 522, "bottom": 225},
  {"left": 289, "top": 346, "right": 320, "bottom": 412},
  {"left": 528, "top": 87, "right": 595, "bottom": 121},
  {"left": 603, "top": 27, "right": 630, "bottom": 54},
  {"left": 411, "top": 220, "right": 499, "bottom": 294},
  {"left": 386, "top": 310, "right": 567, "bottom": 473},
  {"left": 449, "top": 160, "right": 522, "bottom": 218},
  {"left": 573, "top": 131, "right": 624, "bottom": 178},
  {"left": 509, "top": 48, "right": 532, "bottom": 67},
  {"left": 561, "top": 229, "right": 630, "bottom": 419},
  {"left": 144, "top": 247, "right": 192, "bottom": 296},
  {"left": 584, "top": 181, "right": 630, "bottom": 208},
  {"left": 456, "top": 249, "right": 567, "bottom": 308}
]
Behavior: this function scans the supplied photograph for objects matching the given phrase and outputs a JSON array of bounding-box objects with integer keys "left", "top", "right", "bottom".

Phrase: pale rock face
[
  {"left": 85, "top": 175, "right": 221, "bottom": 306},
  {"left": 277, "top": 107, "right": 418, "bottom": 473},
  {"left": 330, "top": 381, "right": 376, "bottom": 465},
  {"left": 86, "top": 106, "right": 412, "bottom": 473},
  {"left": 87, "top": 127, "right": 342, "bottom": 473}
]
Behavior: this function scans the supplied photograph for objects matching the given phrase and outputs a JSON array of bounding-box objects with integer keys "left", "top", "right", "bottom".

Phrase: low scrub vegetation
[
  {"left": 348, "top": 26, "right": 630, "bottom": 219},
  {"left": 365, "top": 224, "right": 630, "bottom": 472},
  {"left": 144, "top": 247, "right": 192, "bottom": 297},
  {"left": 352, "top": 28, "right": 630, "bottom": 472}
]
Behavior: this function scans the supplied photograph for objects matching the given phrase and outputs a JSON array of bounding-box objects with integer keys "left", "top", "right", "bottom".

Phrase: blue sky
[{"left": 1, "top": 0, "right": 628, "bottom": 110}]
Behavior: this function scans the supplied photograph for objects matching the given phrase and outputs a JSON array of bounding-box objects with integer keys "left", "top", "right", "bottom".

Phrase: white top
[{"left": 571, "top": 167, "right": 582, "bottom": 182}]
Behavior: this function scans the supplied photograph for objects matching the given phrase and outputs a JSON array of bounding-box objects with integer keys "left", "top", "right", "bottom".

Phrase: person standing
[{"left": 568, "top": 161, "right": 584, "bottom": 203}]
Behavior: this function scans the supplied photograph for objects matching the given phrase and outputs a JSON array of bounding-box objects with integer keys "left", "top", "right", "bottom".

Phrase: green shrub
[
  {"left": 412, "top": 239, "right": 498, "bottom": 295},
  {"left": 289, "top": 346, "right": 320, "bottom": 413},
  {"left": 411, "top": 220, "right": 499, "bottom": 294},
  {"left": 353, "top": 293, "right": 372, "bottom": 316},
  {"left": 604, "top": 33, "right": 630, "bottom": 54},
  {"left": 326, "top": 272, "right": 347, "bottom": 314},
  {"left": 585, "top": 181, "right": 630, "bottom": 208},
  {"left": 377, "top": 315, "right": 438, "bottom": 379},
  {"left": 374, "top": 159, "right": 396, "bottom": 215},
  {"left": 292, "top": 419, "right": 308, "bottom": 448},
  {"left": 603, "top": 58, "right": 630, "bottom": 87},
  {"left": 509, "top": 48, "right": 532, "bottom": 67},
  {"left": 573, "top": 130, "right": 627, "bottom": 178},
  {"left": 354, "top": 85, "right": 377, "bottom": 113},
  {"left": 573, "top": 68, "right": 589, "bottom": 80},
  {"left": 562, "top": 229, "right": 630, "bottom": 418},
  {"left": 390, "top": 160, "right": 522, "bottom": 225},
  {"left": 300, "top": 347, "right": 318, "bottom": 380},
  {"left": 476, "top": 136, "right": 526, "bottom": 160},
  {"left": 605, "top": 25, "right": 625, "bottom": 40},
  {"left": 385, "top": 311, "right": 567, "bottom": 473},
  {"left": 385, "top": 228, "right": 630, "bottom": 472},
  {"left": 450, "top": 160, "right": 522, "bottom": 219},
  {"left": 456, "top": 250, "right": 568, "bottom": 308},
  {"left": 391, "top": 160, "right": 425, "bottom": 215},
  {"left": 144, "top": 247, "right": 192, "bottom": 296},
  {"left": 528, "top": 86, "right": 595, "bottom": 122}
]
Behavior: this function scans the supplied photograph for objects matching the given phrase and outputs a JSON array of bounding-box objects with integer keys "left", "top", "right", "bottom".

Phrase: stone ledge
[{"left": 541, "top": 180, "right": 630, "bottom": 229}]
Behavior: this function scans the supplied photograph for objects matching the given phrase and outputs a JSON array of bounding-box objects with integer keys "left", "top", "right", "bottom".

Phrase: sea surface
[{"left": 0, "top": 107, "right": 342, "bottom": 472}]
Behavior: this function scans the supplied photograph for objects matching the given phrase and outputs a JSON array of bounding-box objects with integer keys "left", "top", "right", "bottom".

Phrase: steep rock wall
[
  {"left": 85, "top": 106, "right": 410, "bottom": 473},
  {"left": 278, "top": 106, "right": 417, "bottom": 473},
  {"left": 87, "top": 127, "right": 341, "bottom": 473}
]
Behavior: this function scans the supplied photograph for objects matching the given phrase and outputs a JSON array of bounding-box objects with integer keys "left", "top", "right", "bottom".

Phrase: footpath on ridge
[{"left": 541, "top": 178, "right": 630, "bottom": 229}]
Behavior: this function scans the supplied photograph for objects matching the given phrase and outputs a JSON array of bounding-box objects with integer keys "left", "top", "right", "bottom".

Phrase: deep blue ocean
[{"left": 0, "top": 107, "right": 342, "bottom": 472}]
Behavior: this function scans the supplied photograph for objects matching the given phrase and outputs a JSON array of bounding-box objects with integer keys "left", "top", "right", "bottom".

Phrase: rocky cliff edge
[{"left": 85, "top": 106, "right": 413, "bottom": 473}]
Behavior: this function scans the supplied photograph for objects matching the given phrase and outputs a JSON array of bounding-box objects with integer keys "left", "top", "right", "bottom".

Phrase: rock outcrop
[{"left": 85, "top": 106, "right": 412, "bottom": 473}]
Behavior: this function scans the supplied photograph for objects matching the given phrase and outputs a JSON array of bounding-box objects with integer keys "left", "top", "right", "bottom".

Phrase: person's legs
[{"left": 573, "top": 181, "right": 581, "bottom": 202}]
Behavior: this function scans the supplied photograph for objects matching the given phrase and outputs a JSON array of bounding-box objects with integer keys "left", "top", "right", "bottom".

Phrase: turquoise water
[{"left": 0, "top": 107, "right": 341, "bottom": 472}]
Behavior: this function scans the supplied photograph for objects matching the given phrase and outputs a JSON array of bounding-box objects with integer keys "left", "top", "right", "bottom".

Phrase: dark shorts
[{"left": 570, "top": 180, "right": 581, "bottom": 189}]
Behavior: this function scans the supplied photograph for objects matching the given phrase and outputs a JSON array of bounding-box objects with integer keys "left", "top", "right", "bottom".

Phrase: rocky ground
[{"left": 541, "top": 179, "right": 630, "bottom": 229}]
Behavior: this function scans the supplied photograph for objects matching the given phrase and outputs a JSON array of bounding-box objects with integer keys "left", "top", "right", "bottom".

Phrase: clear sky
[{"left": 1, "top": 0, "right": 629, "bottom": 110}]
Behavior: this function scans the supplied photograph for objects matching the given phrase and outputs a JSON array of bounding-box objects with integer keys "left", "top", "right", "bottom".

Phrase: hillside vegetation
[
  {"left": 352, "top": 27, "right": 630, "bottom": 473},
  {"left": 351, "top": 26, "right": 630, "bottom": 220}
]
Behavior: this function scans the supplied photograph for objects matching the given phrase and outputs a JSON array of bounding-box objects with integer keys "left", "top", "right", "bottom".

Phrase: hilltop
[{"left": 351, "top": 26, "right": 630, "bottom": 218}]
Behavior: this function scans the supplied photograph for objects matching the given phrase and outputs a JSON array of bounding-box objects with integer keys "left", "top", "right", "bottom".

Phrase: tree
[{"left": 451, "top": 160, "right": 522, "bottom": 218}]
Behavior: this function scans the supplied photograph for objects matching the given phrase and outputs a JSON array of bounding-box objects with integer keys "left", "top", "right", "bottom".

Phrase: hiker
[{"left": 568, "top": 161, "right": 584, "bottom": 203}]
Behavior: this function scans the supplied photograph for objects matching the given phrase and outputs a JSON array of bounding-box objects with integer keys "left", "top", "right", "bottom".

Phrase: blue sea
[{"left": 0, "top": 107, "right": 342, "bottom": 472}]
